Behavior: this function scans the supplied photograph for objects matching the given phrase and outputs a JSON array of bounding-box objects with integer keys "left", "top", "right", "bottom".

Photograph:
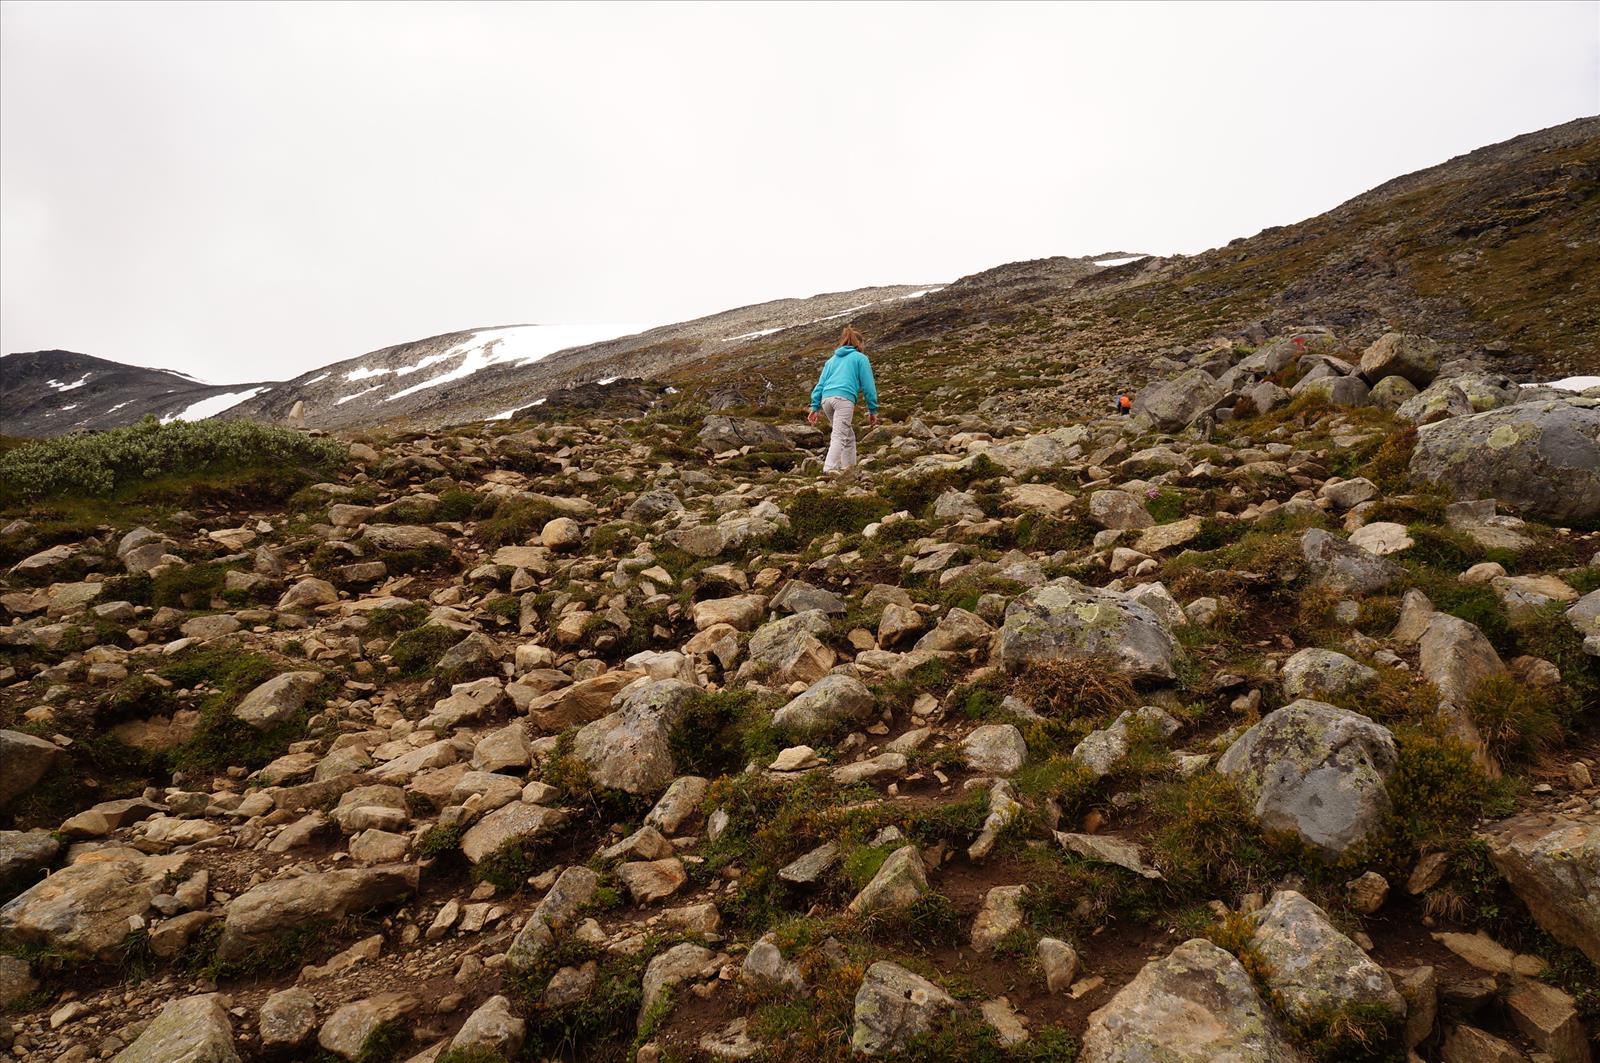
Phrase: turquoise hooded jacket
[{"left": 809, "top": 346, "right": 879, "bottom": 413}]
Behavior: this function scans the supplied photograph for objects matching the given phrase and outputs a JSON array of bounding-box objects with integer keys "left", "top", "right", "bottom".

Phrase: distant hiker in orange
[
  {"left": 1114, "top": 390, "right": 1134, "bottom": 415},
  {"left": 808, "top": 326, "right": 879, "bottom": 473}
]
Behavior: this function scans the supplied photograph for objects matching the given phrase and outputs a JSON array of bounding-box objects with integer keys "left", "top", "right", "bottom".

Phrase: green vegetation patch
[{"left": 0, "top": 415, "right": 345, "bottom": 502}]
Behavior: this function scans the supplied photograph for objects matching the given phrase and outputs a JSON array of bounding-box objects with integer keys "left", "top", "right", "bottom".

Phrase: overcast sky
[{"left": 2, "top": 1, "right": 1596, "bottom": 383}]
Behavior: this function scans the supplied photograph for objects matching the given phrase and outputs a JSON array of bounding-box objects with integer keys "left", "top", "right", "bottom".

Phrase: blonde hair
[{"left": 839, "top": 326, "right": 865, "bottom": 349}]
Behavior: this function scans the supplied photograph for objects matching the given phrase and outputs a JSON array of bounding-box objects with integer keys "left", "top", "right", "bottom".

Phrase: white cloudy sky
[{"left": 2, "top": 1, "right": 1596, "bottom": 383}]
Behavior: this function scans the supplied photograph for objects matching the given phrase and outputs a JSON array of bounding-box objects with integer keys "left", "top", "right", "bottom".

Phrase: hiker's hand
[
  {"left": 868, "top": 413, "right": 879, "bottom": 427},
  {"left": 807, "top": 410, "right": 819, "bottom": 425}
]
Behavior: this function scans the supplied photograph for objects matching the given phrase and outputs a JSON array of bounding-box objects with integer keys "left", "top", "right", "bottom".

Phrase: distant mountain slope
[
  {"left": 671, "top": 117, "right": 1599, "bottom": 424},
  {"left": 223, "top": 284, "right": 942, "bottom": 430},
  {"left": 0, "top": 351, "right": 273, "bottom": 437},
  {"left": 6, "top": 118, "right": 1593, "bottom": 438}
]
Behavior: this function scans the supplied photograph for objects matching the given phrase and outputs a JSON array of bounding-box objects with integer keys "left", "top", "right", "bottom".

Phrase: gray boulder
[
  {"left": 1481, "top": 811, "right": 1600, "bottom": 965},
  {"left": 1248, "top": 890, "right": 1406, "bottom": 1023},
  {"left": 1398, "top": 380, "right": 1474, "bottom": 424},
  {"left": 0, "top": 829, "right": 60, "bottom": 884},
  {"left": 1217, "top": 699, "right": 1398, "bottom": 858},
  {"left": 112, "top": 994, "right": 239, "bottom": 1063},
  {"left": 1300, "top": 529, "right": 1402, "bottom": 595},
  {"left": 506, "top": 865, "right": 601, "bottom": 971},
  {"left": 1131, "top": 369, "right": 1226, "bottom": 431},
  {"left": 1409, "top": 399, "right": 1600, "bottom": 522},
  {"left": 0, "top": 729, "right": 59, "bottom": 806},
  {"left": 848, "top": 845, "right": 929, "bottom": 915},
  {"left": 996, "top": 578, "right": 1178, "bottom": 679},
  {"left": 1280, "top": 648, "right": 1378, "bottom": 701},
  {"left": 1368, "top": 375, "right": 1420, "bottom": 412},
  {"left": 1359, "top": 333, "right": 1440, "bottom": 387},
  {"left": 698, "top": 416, "right": 792, "bottom": 451},
  {"left": 216, "top": 864, "right": 417, "bottom": 962},
  {"left": 232, "top": 671, "right": 322, "bottom": 730},
  {"left": 1072, "top": 706, "right": 1181, "bottom": 778},
  {"left": 772, "top": 673, "right": 875, "bottom": 734},
  {"left": 572, "top": 679, "right": 699, "bottom": 795},
  {"left": 0, "top": 852, "right": 190, "bottom": 960},
  {"left": 1080, "top": 938, "right": 1304, "bottom": 1063},
  {"left": 851, "top": 961, "right": 957, "bottom": 1056},
  {"left": 738, "top": 610, "right": 836, "bottom": 687},
  {"left": 1293, "top": 373, "right": 1370, "bottom": 407}
]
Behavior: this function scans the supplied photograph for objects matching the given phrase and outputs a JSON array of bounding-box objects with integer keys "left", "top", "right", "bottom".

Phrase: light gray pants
[{"left": 821, "top": 397, "right": 857, "bottom": 472}]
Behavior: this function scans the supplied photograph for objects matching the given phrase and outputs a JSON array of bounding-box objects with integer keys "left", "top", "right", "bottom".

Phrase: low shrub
[{"left": 0, "top": 416, "right": 344, "bottom": 501}]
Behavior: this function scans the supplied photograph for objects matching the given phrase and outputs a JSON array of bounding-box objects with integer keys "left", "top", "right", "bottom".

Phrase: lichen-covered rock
[
  {"left": 216, "top": 864, "right": 417, "bottom": 962},
  {"left": 772, "top": 673, "right": 875, "bottom": 734},
  {"left": 738, "top": 610, "right": 836, "bottom": 686},
  {"left": 1300, "top": 529, "right": 1402, "bottom": 595},
  {"left": 851, "top": 961, "right": 957, "bottom": 1056},
  {"left": 232, "top": 671, "right": 323, "bottom": 730},
  {"left": 506, "top": 865, "right": 600, "bottom": 971},
  {"left": 1131, "top": 368, "right": 1226, "bottom": 431},
  {"left": 112, "top": 994, "right": 239, "bottom": 1063},
  {"left": 1088, "top": 490, "right": 1155, "bottom": 530},
  {"left": 1080, "top": 938, "right": 1303, "bottom": 1063},
  {"left": 450, "top": 994, "right": 525, "bottom": 1057},
  {"left": 961, "top": 723, "right": 1027, "bottom": 775},
  {"left": 848, "top": 845, "right": 928, "bottom": 915},
  {"left": 1410, "top": 399, "right": 1600, "bottom": 522},
  {"left": 1248, "top": 890, "right": 1406, "bottom": 1023},
  {"left": 996, "top": 578, "right": 1178, "bottom": 679},
  {"left": 0, "top": 852, "right": 190, "bottom": 960},
  {"left": 1217, "top": 699, "right": 1398, "bottom": 858},
  {"left": 698, "top": 416, "right": 793, "bottom": 451},
  {"left": 1359, "top": 333, "right": 1440, "bottom": 387},
  {"left": 640, "top": 942, "right": 720, "bottom": 1030},
  {"left": 571, "top": 678, "right": 699, "bottom": 794},
  {"left": 1072, "top": 706, "right": 1181, "bottom": 777},
  {"left": 1280, "top": 648, "right": 1378, "bottom": 701},
  {"left": 1480, "top": 810, "right": 1600, "bottom": 965}
]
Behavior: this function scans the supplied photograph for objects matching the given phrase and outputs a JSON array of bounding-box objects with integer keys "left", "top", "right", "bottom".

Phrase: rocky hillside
[
  {"left": 0, "top": 351, "right": 273, "bottom": 438},
  {"left": 10, "top": 118, "right": 1595, "bottom": 441},
  {"left": 1, "top": 323, "right": 1597, "bottom": 1061}
]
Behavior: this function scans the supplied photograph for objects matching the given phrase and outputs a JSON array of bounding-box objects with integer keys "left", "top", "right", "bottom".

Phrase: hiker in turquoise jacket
[{"left": 807, "top": 326, "right": 879, "bottom": 472}]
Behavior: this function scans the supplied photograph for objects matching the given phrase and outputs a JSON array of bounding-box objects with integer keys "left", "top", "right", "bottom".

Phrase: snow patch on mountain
[
  {"left": 380, "top": 324, "right": 647, "bottom": 402},
  {"left": 48, "top": 375, "right": 91, "bottom": 391},
  {"left": 159, "top": 386, "right": 271, "bottom": 423}
]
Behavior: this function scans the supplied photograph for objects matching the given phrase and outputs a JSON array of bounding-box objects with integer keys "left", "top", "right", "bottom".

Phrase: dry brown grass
[{"left": 1011, "top": 655, "right": 1137, "bottom": 719}]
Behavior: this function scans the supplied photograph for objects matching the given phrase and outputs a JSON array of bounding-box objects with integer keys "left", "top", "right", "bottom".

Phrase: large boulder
[
  {"left": 1080, "top": 938, "right": 1304, "bottom": 1063},
  {"left": 1409, "top": 399, "right": 1600, "bottom": 523},
  {"left": 1300, "top": 529, "right": 1402, "bottom": 595},
  {"left": 0, "top": 852, "right": 190, "bottom": 960},
  {"left": 772, "top": 673, "right": 875, "bottom": 734},
  {"left": 232, "top": 671, "right": 323, "bottom": 730},
  {"left": 1480, "top": 811, "right": 1600, "bottom": 965},
  {"left": 1248, "top": 890, "right": 1406, "bottom": 1023},
  {"left": 112, "top": 994, "right": 239, "bottom": 1063},
  {"left": 571, "top": 679, "right": 699, "bottom": 795},
  {"left": 996, "top": 578, "right": 1178, "bottom": 679},
  {"left": 738, "top": 610, "right": 836, "bottom": 687},
  {"left": 506, "top": 865, "right": 601, "bottom": 971},
  {"left": 361, "top": 524, "right": 453, "bottom": 552},
  {"left": 1131, "top": 369, "right": 1226, "bottom": 431},
  {"left": 215, "top": 864, "right": 417, "bottom": 962},
  {"left": 1280, "top": 648, "right": 1378, "bottom": 701},
  {"left": 1217, "top": 699, "right": 1398, "bottom": 858},
  {"left": 1358, "top": 333, "right": 1439, "bottom": 388},
  {"left": 698, "top": 416, "right": 792, "bottom": 451},
  {"left": 851, "top": 961, "right": 957, "bottom": 1056},
  {"left": 0, "top": 729, "right": 60, "bottom": 806},
  {"left": 0, "top": 829, "right": 60, "bottom": 885}
]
